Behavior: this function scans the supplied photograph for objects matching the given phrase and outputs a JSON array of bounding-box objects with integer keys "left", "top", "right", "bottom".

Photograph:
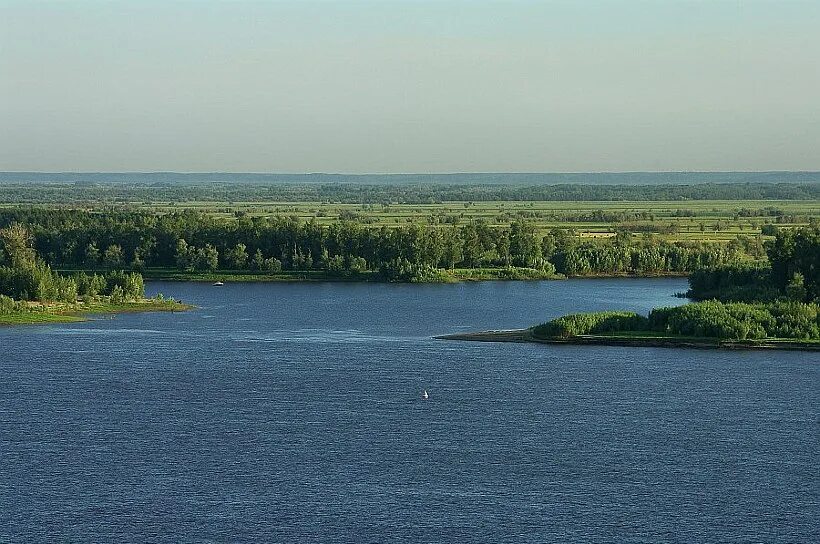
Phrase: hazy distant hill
[{"left": 1, "top": 171, "right": 819, "bottom": 186}]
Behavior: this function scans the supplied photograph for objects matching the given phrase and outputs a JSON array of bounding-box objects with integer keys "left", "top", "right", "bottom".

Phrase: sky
[{"left": 1, "top": 0, "right": 819, "bottom": 173}]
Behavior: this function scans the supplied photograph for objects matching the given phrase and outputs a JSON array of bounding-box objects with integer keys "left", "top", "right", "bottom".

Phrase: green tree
[
  {"left": 196, "top": 244, "right": 219, "bottom": 271},
  {"left": 0, "top": 224, "right": 37, "bottom": 269},
  {"left": 786, "top": 273, "right": 807, "bottom": 302},
  {"left": 540, "top": 233, "right": 556, "bottom": 261},
  {"left": 103, "top": 244, "right": 124, "bottom": 268},
  {"left": 226, "top": 243, "right": 249, "bottom": 269},
  {"left": 175, "top": 239, "right": 192, "bottom": 271},
  {"left": 509, "top": 220, "right": 541, "bottom": 267},
  {"left": 251, "top": 249, "right": 266, "bottom": 270},
  {"left": 85, "top": 242, "right": 101, "bottom": 267}
]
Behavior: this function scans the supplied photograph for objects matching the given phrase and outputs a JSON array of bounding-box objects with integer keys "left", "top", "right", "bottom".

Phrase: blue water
[{"left": 1, "top": 278, "right": 817, "bottom": 543}]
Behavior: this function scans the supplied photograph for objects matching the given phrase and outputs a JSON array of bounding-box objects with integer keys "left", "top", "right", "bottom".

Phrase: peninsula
[{"left": 441, "top": 226, "right": 820, "bottom": 352}]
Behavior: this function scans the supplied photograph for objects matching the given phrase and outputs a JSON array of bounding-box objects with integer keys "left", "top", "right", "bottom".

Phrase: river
[{"left": 1, "top": 278, "right": 817, "bottom": 542}]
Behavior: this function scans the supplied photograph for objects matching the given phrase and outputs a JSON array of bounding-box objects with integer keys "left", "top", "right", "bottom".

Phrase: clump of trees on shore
[
  {"left": 0, "top": 224, "right": 144, "bottom": 305},
  {"left": 649, "top": 301, "right": 818, "bottom": 340},
  {"left": 688, "top": 226, "right": 819, "bottom": 303}
]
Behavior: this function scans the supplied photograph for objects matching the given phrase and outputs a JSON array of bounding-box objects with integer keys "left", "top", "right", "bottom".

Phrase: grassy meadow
[{"left": 125, "top": 198, "right": 819, "bottom": 243}]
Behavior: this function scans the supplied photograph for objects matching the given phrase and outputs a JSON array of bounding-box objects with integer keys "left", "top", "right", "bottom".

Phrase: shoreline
[
  {"left": 436, "top": 329, "right": 820, "bottom": 352},
  {"left": 124, "top": 268, "right": 562, "bottom": 283},
  {"left": 95, "top": 269, "right": 690, "bottom": 284},
  {"left": 0, "top": 299, "right": 192, "bottom": 327}
]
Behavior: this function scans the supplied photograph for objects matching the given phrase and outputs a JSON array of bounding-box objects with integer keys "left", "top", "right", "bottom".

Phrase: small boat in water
[
  {"left": 422, "top": 390, "right": 429, "bottom": 400},
  {"left": 212, "top": 281, "right": 224, "bottom": 286}
]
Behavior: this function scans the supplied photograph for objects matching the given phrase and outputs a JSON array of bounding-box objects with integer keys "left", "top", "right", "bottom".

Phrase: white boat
[
  {"left": 422, "top": 390, "right": 429, "bottom": 400},
  {"left": 212, "top": 281, "right": 224, "bottom": 286}
]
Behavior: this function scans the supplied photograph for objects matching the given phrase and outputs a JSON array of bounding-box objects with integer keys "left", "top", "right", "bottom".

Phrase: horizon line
[{"left": 3, "top": 170, "right": 820, "bottom": 176}]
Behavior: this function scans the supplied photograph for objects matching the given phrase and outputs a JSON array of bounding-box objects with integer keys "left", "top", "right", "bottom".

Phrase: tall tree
[{"left": 0, "top": 224, "right": 36, "bottom": 269}]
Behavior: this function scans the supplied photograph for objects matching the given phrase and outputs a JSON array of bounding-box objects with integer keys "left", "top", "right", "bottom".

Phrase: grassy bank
[
  {"left": 135, "top": 268, "right": 378, "bottom": 282},
  {"left": 58, "top": 267, "right": 693, "bottom": 283},
  {"left": 449, "top": 267, "right": 562, "bottom": 281},
  {"left": 0, "top": 298, "right": 191, "bottom": 326},
  {"left": 60, "top": 266, "right": 565, "bottom": 283}
]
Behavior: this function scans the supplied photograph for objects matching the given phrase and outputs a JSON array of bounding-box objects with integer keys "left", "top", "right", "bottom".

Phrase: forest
[
  {"left": 1, "top": 181, "right": 819, "bottom": 205},
  {"left": 0, "top": 208, "right": 754, "bottom": 281}
]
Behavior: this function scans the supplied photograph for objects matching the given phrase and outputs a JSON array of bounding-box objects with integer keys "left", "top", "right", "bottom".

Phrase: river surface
[{"left": 1, "top": 278, "right": 817, "bottom": 543}]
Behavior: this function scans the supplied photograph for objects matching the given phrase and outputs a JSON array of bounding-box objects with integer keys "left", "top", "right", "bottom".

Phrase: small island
[{"left": 441, "top": 226, "right": 820, "bottom": 352}]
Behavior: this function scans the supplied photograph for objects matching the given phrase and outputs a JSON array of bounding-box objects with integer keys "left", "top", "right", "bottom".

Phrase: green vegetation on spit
[{"left": 531, "top": 301, "right": 820, "bottom": 343}]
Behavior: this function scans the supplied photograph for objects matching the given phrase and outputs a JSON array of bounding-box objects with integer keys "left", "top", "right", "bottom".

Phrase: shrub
[
  {"left": 649, "top": 301, "right": 819, "bottom": 340},
  {"left": 534, "top": 301, "right": 820, "bottom": 341},
  {"left": 532, "top": 311, "right": 648, "bottom": 339}
]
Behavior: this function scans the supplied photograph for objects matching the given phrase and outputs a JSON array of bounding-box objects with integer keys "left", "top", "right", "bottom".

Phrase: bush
[
  {"left": 379, "top": 258, "right": 452, "bottom": 283},
  {"left": 649, "top": 301, "right": 819, "bottom": 340},
  {"left": 0, "top": 294, "right": 28, "bottom": 315},
  {"left": 534, "top": 301, "right": 820, "bottom": 341},
  {"left": 532, "top": 311, "right": 648, "bottom": 339}
]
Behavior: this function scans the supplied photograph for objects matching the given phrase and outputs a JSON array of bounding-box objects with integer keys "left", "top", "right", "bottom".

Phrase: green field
[
  {"left": 154, "top": 198, "right": 817, "bottom": 245},
  {"left": 13, "top": 197, "right": 816, "bottom": 243}
]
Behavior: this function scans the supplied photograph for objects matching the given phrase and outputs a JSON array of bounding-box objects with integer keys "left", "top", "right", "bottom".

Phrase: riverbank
[
  {"left": 437, "top": 329, "right": 820, "bottom": 351},
  {"left": 56, "top": 267, "right": 702, "bottom": 284},
  {"left": 0, "top": 298, "right": 192, "bottom": 326},
  {"left": 60, "top": 267, "right": 564, "bottom": 283},
  {"left": 136, "top": 267, "right": 565, "bottom": 283}
]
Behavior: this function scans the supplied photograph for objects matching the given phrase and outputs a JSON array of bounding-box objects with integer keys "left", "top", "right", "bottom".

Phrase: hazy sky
[{"left": 1, "top": 0, "right": 819, "bottom": 173}]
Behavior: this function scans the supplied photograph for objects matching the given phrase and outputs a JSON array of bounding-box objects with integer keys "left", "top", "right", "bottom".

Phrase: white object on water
[
  {"left": 213, "top": 281, "right": 224, "bottom": 286},
  {"left": 422, "top": 390, "right": 429, "bottom": 400}
]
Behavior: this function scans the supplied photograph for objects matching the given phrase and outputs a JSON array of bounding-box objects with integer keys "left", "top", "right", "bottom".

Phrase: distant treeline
[
  {"left": 4, "top": 171, "right": 820, "bottom": 185},
  {"left": 1, "top": 182, "right": 818, "bottom": 204},
  {"left": 0, "top": 209, "right": 748, "bottom": 279}
]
